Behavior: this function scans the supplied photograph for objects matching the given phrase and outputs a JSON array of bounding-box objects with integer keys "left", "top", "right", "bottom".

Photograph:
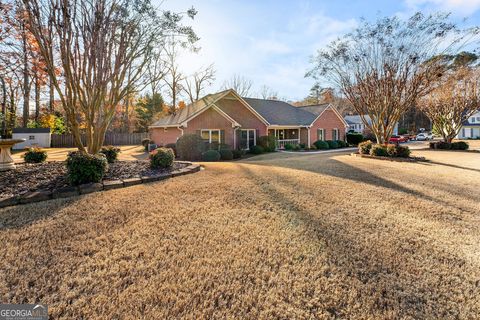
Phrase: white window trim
[
  {"left": 240, "top": 129, "right": 256, "bottom": 150},
  {"left": 201, "top": 129, "right": 222, "bottom": 143}
]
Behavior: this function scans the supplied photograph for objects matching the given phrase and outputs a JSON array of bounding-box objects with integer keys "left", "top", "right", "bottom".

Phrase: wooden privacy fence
[{"left": 51, "top": 132, "right": 149, "bottom": 148}]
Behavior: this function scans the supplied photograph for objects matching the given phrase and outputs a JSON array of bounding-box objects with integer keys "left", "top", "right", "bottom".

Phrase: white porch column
[{"left": 307, "top": 128, "right": 311, "bottom": 147}]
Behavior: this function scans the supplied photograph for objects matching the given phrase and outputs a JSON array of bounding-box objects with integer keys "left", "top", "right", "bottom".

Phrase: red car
[{"left": 389, "top": 135, "right": 409, "bottom": 144}]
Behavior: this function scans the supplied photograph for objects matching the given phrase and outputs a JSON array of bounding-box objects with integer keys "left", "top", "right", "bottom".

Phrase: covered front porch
[{"left": 268, "top": 127, "right": 307, "bottom": 149}]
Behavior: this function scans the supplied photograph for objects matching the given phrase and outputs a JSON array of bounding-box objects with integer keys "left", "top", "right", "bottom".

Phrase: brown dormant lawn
[{"left": 1, "top": 150, "right": 479, "bottom": 318}]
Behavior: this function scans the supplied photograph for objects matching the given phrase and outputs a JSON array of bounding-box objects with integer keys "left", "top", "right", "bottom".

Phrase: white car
[{"left": 416, "top": 132, "right": 433, "bottom": 141}]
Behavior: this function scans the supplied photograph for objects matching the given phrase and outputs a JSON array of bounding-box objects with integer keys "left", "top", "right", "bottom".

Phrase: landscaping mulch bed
[{"left": 0, "top": 160, "right": 187, "bottom": 199}]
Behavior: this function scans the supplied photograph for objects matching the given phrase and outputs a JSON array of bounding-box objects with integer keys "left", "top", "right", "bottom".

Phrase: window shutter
[{"left": 317, "top": 129, "right": 320, "bottom": 141}]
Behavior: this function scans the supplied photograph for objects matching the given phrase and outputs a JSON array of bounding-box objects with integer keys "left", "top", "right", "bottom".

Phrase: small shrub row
[
  {"left": 23, "top": 147, "right": 47, "bottom": 163},
  {"left": 312, "top": 140, "right": 348, "bottom": 150},
  {"left": 359, "top": 141, "right": 411, "bottom": 158},
  {"left": 429, "top": 141, "right": 469, "bottom": 150}
]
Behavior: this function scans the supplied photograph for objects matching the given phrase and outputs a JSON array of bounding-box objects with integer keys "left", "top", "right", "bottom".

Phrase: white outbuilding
[{"left": 12, "top": 128, "right": 51, "bottom": 150}]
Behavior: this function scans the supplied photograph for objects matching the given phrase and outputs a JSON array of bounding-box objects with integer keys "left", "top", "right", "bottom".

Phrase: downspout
[
  {"left": 307, "top": 127, "right": 311, "bottom": 147},
  {"left": 233, "top": 126, "right": 239, "bottom": 149}
]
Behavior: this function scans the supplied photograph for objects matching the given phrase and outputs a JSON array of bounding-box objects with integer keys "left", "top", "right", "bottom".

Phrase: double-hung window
[
  {"left": 240, "top": 129, "right": 256, "bottom": 150},
  {"left": 317, "top": 129, "right": 325, "bottom": 141},
  {"left": 332, "top": 128, "right": 339, "bottom": 140},
  {"left": 201, "top": 129, "right": 221, "bottom": 143}
]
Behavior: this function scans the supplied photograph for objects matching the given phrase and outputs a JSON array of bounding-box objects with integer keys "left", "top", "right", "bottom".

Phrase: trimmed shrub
[
  {"left": 358, "top": 140, "right": 373, "bottom": 154},
  {"left": 250, "top": 145, "right": 264, "bottom": 154},
  {"left": 386, "top": 144, "right": 412, "bottom": 158},
  {"left": 219, "top": 149, "right": 234, "bottom": 160},
  {"left": 314, "top": 140, "right": 329, "bottom": 150},
  {"left": 336, "top": 140, "right": 347, "bottom": 148},
  {"left": 165, "top": 143, "right": 177, "bottom": 156},
  {"left": 430, "top": 141, "right": 451, "bottom": 149},
  {"left": 176, "top": 134, "right": 205, "bottom": 161},
  {"left": 66, "top": 151, "right": 108, "bottom": 185},
  {"left": 451, "top": 141, "right": 469, "bottom": 150},
  {"left": 370, "top": 144, "right": 388, "bottom": 157},
  {"left": 150, "top": 147, "right": 175, "bottom": 169},
  {"left": 23, "top": 147, "right": 47, "bottom": 163},
  {"left": 257, "top": 135, "right": 277, "bottom": 152},
  {"left": 293, "top": 145, "right": 301, "bottom": 151},
  {"left": 202, "top": 150, "right": 221, "bottom": 161},
  {"left": 299, "top": 143, "right": 306, "bottom": 149},
  {"left": 346, "top": 133, "right": 364, "bottom": 146},
  {"left": 142, "top": 138, "right": 152, "bottom": 151},
  {"left": 326, "top": 140, "right": 339, "bottom": 149},
  {"left": 232, "top": 149, "right": 244, "bottom": 159},
  {"left": 100, "top": 145, "right": 120, "bottom": 163},
  {"left": 284, "top": 143, "right": 294, "bottom": 150},
  {"left": 395, "top": 145, "right": 411, "bottom": 158}
]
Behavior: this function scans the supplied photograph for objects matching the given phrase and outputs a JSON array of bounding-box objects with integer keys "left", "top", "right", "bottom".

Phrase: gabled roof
[
  {"left": 150, "top": 90, "right": 230, "bottom": 127},
  {"left": 150, "top": 89, "right": 348, "bottom": 128},
  {"left": 242, "top": 98, "right": 317, "bottom": 126}
]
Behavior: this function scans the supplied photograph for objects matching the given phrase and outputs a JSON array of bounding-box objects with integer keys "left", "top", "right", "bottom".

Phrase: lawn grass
[{"left": 1, "top": 150, "right": 479, "bottom": 318}]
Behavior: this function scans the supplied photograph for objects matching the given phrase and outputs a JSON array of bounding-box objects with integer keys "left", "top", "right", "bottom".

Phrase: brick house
[{"left": 149, "top": 89, "right": 348, "bottom": 149}]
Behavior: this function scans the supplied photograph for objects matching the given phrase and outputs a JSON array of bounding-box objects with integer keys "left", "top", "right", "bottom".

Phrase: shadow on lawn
[
  {"left": 236, "top": 164, "right": 471, "bottom": 319},
  {"left": 241, "top": 152, "right": 480, "bottom": 210},
  {"left": 0, "top": 196, "right": 85, "bottom": 231}
]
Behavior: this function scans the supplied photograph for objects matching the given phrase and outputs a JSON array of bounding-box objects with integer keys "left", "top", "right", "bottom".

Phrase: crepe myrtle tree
[
  {"left": 420, "top": 66, "right": 480, "bottom": 142},
  {"left": 307, "top": 12, "right": 479, "bottom": 144},
  {"left": 22, "top": 0, "right": 198, "bottom": 154}
]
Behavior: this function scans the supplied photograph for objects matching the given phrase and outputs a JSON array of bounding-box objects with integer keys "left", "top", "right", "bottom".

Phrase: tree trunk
[
  {"left": 124, "top": 96, "right": 129, "bottom": 133},
  {"left": 1, "top": 77, "right": 6, "bottom": 138},
  {"left": 35, "top": 77, "right": 40, "bottom": 121},
  {"left": 22, "top": 32, "right": 30, "bottom": 127},
  {"left": 49, "top": 76, "right": 54, "bottom": 112}
]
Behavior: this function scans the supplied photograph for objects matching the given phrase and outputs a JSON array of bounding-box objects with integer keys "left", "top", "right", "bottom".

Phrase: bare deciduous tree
[
  {"left": 419, "top": 67, "right": 480, "bottom": 142},
  {"left": 163, "top": 39, "right": 185, "bottom": 114},
  {"left": 308, "top": 12, "right": 479, "bottom": 144},
  {"left": 22, "top": 0, "right": 197, "bottom": 153},
  {"left": 184, "top": 64, "right": 216, "bottom": 104},
  {"left": 222, "top": 74, "right": 253, "bottom": 97},
  {"left": 257, "top": 85, "right": 278, "bottom": 100}
]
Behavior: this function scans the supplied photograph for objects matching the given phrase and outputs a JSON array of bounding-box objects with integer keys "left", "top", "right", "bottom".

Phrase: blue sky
[{"left": 160, "top": 0, "right": 480, "bottom": 101}]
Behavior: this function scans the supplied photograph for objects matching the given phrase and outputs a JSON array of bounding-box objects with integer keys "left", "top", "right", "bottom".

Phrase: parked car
[
  {"left": 389, "top": 135, "right": 409, "bottom": 144},
  {"left": 416, "top": 132, "right": 433, "bottom": 141},
  {"left": 401, "top": 134, "right": 416, "bottom": 141}
]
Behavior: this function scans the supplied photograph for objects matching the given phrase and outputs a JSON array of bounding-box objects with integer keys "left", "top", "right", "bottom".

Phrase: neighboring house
[
  {"left": 344, "top": 114, "right": 398, "bottom": 135},
  {"left": 12, "top": 128, "right": 51, "bottom": 150},
  {"left": 457, "top": 111, "right": 480, "bottom": 139},
  {"left": 149, "top": 89, "right": 349, "bottom": 149}
]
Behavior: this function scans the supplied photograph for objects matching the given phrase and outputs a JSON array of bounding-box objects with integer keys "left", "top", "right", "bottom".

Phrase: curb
[
  {"left": 0, "top": 162, "right": 201, "bottom": 209},
  {"left": 350, "top": 153, "right": 427, "bottom": 162},
  {"left": 279, "top": 148, "right": 357, "bottom": 155}
]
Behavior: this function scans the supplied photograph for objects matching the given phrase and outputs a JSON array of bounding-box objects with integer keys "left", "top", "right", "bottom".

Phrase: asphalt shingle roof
[
  {"left": 151, "top": 91, "right": 228, "bottom": 127},
  {"left": 296, "top": 104, "right": 329, "bottom": 116},
  {"left": 242, "top": 98, "right": 317, "bottom": 126}
]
